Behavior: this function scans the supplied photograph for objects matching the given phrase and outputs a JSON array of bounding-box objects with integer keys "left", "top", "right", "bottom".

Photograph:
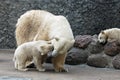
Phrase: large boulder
[
  {"left": 104, "top": 41, "right": 120, "bottom": 56},
  {"left": 65, "top": 47, "right": 89, "bottom": 65},
  {"left": 87, "top": 53, "right": 110, "bottom": 68},
  {"left": 112, "top": 54, "right": 120, "bottom": 69},
  {"left": 87, "top": 34, "right": 104, "bottom": 54},
  {"left": 74, "top": 35, "right": 92, "bottom": 49}
]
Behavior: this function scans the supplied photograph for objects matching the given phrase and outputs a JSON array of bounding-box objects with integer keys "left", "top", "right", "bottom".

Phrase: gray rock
[
  {"left": 104, "top": 41, "right": 120, "bottom": 56},
  {"left": 87, "top": 34, "right": 104, "bottom": 54},
  {"left": 74, "top": 35, "right": 92, "bottom": 49},
  {"left": 87, "top": 53, "right": 109, "bottom": 68},
  {"left": 65, "top": 47, "right": 89, "bottom": 65},
  {"left": 112, "top": 54, "right": 120, "bottom": 69}
]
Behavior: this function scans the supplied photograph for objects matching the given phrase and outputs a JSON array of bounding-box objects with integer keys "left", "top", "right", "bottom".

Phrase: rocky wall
[{"left": 0, "top": 0, "right": 120, "bottom": 48}]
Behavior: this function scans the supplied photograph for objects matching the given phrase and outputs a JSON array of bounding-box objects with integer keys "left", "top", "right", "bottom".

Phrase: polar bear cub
[
  {"left": 98, "top": 28, "right": 120, "bottom": 44},
  {"left": 13, "top": 40, "right": 53, "bottom": 71}
]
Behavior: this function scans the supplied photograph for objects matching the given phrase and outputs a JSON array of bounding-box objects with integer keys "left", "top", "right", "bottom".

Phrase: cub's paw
[
  {"left": 18, "top": 68, "right": 28, "bottom": 71},
  {"left": 38, "top": 68, "right": 46, "bottom": 72}
]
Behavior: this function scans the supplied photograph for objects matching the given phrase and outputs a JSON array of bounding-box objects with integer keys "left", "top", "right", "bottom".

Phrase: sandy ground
[{"left": 0, "top": 49, "right": 120, "bottom": 80}]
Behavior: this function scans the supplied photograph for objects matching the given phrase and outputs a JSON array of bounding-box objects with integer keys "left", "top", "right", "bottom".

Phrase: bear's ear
[{"left": 101, "top": 31, "right": 105, "bottom": 34}]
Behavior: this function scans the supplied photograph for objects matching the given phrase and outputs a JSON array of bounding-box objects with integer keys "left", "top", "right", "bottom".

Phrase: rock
[
  {"left": 112, "top": 54, "right": 120, "bottom": 69},
  {"left": 104, "top": 41, "right": 120, "bottom": 56},
  {"left": 87, "top": 53, "right": 109, "bottom": 68},
  {"left": 74, "top": 35, "right": 92, "bottom": 49},
  {"left": 87, "top": 34, "right": 104, "bottom": 54},
  {"left": 65, "top": 47, "right": 89, "bottom": 65}
]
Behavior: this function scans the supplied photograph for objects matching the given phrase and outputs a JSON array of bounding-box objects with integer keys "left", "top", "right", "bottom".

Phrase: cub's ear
[{"left": 101, "top": 31, "right": 105, "bottom": 34}]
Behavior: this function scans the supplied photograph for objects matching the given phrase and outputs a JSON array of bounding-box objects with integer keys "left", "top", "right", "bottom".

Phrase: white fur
[
  {"left": 98, "top": 28, "right": 120, "bottom": 43},
  {"left": 13, "top": 40, "right": 53, "bottom": 71},
  {"left": 49, "top": 16, "right": 75, "bottom": 56}
]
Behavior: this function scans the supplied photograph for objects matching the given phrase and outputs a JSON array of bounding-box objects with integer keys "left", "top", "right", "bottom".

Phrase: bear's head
[
  {"left": 98, "top": 31, "right": 108, "bottom": 44},
  {"left": 39, "top": 41, "right": 53, "bottom": 55}
]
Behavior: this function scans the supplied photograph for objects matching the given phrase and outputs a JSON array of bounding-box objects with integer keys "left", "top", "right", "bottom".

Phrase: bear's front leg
[
  {"left": 52, "top": 53, "right": 68, "bottom": 72},
  {"left": 33, "top": 56, "right": 45, "bottom": 72}
]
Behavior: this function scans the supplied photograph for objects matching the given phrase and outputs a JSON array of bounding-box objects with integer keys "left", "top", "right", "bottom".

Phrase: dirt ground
[{"left": 0, "top": 49, "right": 120, "bottom": 80}]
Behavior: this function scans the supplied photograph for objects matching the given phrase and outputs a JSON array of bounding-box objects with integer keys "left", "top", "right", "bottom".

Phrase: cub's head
[
  {"left": 39, "top": 41, "right": 53, "bottom": 55},
  {"left": 98, "top": 31, "right": 108, "bottom": 44}
]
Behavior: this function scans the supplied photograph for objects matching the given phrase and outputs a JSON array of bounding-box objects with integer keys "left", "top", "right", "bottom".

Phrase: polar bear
[
  {"left": 13, "top": 40, "right": 53, "bottom": 71},
  {"left": 98, "top": 28, "right": 120, "bottom": 44},
  {"left": 15, "top": 10, "right": 75, "bottom": 72}
]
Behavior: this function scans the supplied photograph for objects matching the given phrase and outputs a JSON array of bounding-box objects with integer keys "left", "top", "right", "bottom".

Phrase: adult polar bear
[{"left": 15, "top": 10, "right": 75, "bottom": 72}]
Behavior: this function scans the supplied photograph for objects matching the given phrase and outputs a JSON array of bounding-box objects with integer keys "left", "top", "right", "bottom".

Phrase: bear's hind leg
[{"left": 17, "top": 61, "right": 28, "bottom": 71}]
